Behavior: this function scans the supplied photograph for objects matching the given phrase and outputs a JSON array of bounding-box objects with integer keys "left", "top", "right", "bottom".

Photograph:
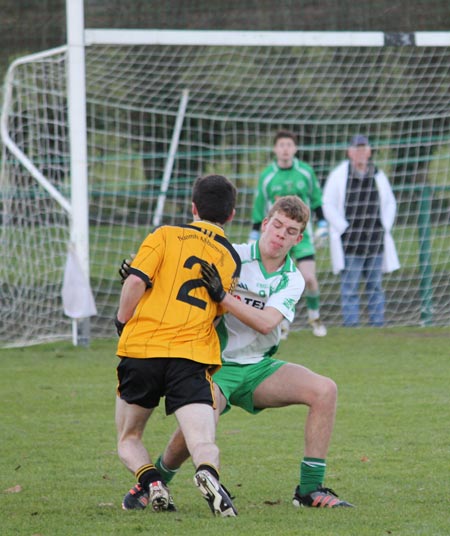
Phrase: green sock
[
  {"left": 155, "top": 454, "right": 179, "bottom": 484},
  {"left": 300, "top": 457, "right": 326, "bottom": 495},
  {"left": 305, "top": 292, "right": 320, "bottom": 313}
]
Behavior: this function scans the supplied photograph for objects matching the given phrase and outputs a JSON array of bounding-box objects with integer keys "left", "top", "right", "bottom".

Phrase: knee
[
  {"left": 341, "top": 284, "right": 357, "bottom": 297},
  {"left": 318, "top": 377, "right": 338, "bottom": 407},
  {"left": 304, "top": 275, "right": 318, "bottom": 290},
  {"left": 117, "top": 429, "right": 141, "bottom": 452}
]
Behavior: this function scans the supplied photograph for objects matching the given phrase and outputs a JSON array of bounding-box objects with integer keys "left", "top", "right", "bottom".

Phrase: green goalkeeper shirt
[
  {"left": 251, "top": 158, "right": 323, "bottom": 258},
  {"left": 252, "top": 158, "right": 322, "bottom": 223}
]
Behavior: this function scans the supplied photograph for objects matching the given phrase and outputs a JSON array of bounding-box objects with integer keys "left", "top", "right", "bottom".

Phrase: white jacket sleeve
[
  {"left": 322, "top": 161, "right": 350, "bottom": 274},
  {"left": 376, "top": 170, "right": 397, "bottom": 231},
  {"left": 322, "top": 161, "right": 349, "bottom": 235},
  {"left": 375, "top": 169, "right": 400, "bottom": 272}
]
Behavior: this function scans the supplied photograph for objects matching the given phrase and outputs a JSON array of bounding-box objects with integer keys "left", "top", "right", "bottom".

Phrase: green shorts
[
  {"left": 290, "top": 227, "right": 314, "bottom": 260},
  {"left": 213, "top": 358, "right": 286, "bottom": 415}
]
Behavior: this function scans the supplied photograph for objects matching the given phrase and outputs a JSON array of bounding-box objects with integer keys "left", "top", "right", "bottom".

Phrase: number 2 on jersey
[{"left": 176, "top": 256, "right": 208, "bottom": 310}]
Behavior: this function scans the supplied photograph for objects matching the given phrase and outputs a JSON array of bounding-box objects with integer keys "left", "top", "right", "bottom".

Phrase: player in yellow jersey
[{"left": 115, "top": 174, "right": 240, "bottom": 517}]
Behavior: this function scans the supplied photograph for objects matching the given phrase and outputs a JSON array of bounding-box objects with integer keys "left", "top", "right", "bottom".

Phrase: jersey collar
[
  {"left": 274, "top": 157, "right": 297, "bottom": 171},
  {"left": 190, "top": 220, "right": 226, "bottom": 236},
  {"left": 251, "top": 240, "right": 297, "bottom": 276}
]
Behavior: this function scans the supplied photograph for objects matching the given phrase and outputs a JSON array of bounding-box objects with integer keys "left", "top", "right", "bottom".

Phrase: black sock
[
  {"left": 135, "top": 464, "right": 162, "bottom": 490},
  {"left": 196, "top": 463, "right": 219, "bottom": 480}
]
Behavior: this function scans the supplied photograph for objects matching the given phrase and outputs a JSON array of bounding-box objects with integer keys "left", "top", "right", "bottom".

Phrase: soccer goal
[{"left": 1, "top": 4, "right": 449, "bottom": 347}]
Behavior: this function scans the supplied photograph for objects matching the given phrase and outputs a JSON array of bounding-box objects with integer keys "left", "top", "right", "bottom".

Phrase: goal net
[{"left": 1, "top": 32, "right": 449, "bottom": 346}]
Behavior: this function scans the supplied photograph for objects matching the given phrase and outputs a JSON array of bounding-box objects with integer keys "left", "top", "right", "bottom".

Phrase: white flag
[{"left": 62, "top": 244, "right": 97, "bottom": 319}]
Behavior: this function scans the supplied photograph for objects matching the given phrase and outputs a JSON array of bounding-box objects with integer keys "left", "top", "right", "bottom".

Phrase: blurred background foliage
[{"left": 1, "top": 0, "right": 449, "bottom": 79}]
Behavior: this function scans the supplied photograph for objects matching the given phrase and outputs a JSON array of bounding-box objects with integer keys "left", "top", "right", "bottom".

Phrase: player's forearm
[
  {"left": 117, "top": 275, "right": 146, "bottom": 323},
  {"left": 221, "top": 294, "right": 283, "bottom": 334}
]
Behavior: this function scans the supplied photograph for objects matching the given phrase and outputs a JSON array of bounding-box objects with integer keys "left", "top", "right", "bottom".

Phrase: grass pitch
[{"left": 1, "top": 327, "right": 448, "bottom": 535}]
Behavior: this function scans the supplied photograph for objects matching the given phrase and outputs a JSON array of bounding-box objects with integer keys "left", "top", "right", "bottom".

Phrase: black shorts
[
  {"left": 296, "top": 254, "right": 315, "bottom": 262},
  {"left": 116, "top": 357, "right": 215, "bottom": 415}
]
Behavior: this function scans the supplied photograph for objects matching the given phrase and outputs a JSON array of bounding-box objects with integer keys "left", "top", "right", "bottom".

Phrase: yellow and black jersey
[{"left": 117, "top": 220, "right": 241, "bottom": 367}]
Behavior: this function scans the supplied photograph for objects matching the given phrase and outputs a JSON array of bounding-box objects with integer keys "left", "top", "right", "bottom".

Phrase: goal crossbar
[{"left": 84, "top": 29, "right": 450, "bottom": 48}]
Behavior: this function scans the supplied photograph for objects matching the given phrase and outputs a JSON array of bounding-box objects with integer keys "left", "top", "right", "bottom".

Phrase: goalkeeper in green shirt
[{"left": 250, "top": 130, "right": 328, "bottom": 338}]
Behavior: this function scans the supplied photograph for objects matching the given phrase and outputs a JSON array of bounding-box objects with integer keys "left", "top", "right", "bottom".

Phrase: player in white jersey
[
  {"left": 120, "top": 195, "right": 353, "bottom": 509},
  {"left": 215, "top": 240, "right": 304, "bottom": 365}
]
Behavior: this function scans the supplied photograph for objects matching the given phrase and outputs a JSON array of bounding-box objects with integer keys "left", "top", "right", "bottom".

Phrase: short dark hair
[
  {"left": 267, "top": 195, "right": 310, "bottom": 233},
  {"left": 192, "top": 174, "right": 236, "bottom": 225},
  {"left": 274, "top": 130, "right": 298, "bottom": 145}
]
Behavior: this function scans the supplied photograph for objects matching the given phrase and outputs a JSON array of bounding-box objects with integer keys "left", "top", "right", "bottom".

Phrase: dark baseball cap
[{"left": 349, "top": 134, "right": 369, "bottom": 147}]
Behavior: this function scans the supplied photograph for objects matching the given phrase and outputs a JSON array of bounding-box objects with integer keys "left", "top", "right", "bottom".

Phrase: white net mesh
[{"left": 1, "top": 41, "right": 449, "bottom": 346}]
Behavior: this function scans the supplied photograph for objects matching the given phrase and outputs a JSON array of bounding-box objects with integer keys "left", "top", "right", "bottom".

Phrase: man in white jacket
[{"left": 323, "top": 135, "right": 400, "bottom": 327}]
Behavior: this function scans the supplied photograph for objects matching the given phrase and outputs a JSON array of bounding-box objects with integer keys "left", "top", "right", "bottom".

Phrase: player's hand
[
  {"left": 119, "top": 254, "right": 135, "bottom": 283},
  {"left": 314, "top": 219, "right": 329, "bottom": 249},
  {"left": 198, "top": 259, "right": 226, "bottom": 303},
  {"left": 114, "top": 314, "right": 126, "bottom": 336}
]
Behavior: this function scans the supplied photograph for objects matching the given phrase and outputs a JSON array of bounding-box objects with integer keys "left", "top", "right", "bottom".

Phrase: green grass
[{"left": 1, "top": 327, "right": 449, "bottom": 535}]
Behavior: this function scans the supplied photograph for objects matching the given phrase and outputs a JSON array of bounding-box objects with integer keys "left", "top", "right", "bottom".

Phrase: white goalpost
[
  {"left": 1, "top": 0, "right": 449, "bottom": 347},
  {"left": 153, "top": 88, "right": 190, "bottom": 227}
]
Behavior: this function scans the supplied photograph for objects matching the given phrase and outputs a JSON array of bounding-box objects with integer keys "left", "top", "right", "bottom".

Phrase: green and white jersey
[
  {"left": 251, "top": 158, "right": 323, "bottom": 258},
  {"left": 216, "top": 242, "right": 305, "bottom": 365}
]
